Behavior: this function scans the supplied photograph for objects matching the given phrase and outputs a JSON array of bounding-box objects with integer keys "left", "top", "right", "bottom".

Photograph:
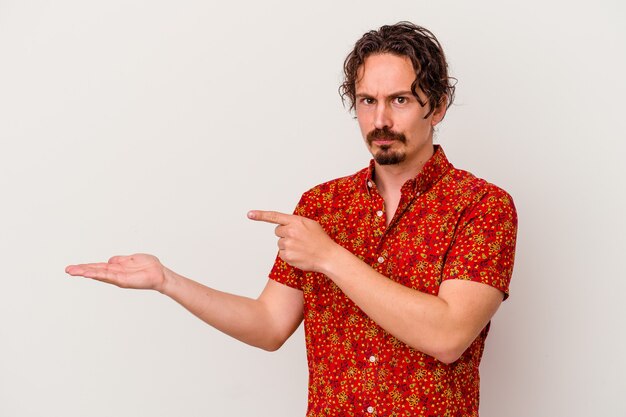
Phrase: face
[{"left": 355, "top": 53, "right": 446, "bottom": 167}]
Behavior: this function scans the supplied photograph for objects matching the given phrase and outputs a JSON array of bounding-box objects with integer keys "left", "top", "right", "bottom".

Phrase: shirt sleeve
[
  {"left": 268, "top": 191, "right": 314, "bottom": 290},
  {"left": 442, "top": 186, "right": 518, "bottom": 300}
]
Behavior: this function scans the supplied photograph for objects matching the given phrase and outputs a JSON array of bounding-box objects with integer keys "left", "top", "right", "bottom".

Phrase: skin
[{"left": 65, "top": 53, "right": 504, "bottom": 363}]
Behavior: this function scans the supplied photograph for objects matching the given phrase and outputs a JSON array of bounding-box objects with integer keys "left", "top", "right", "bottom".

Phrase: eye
[
  {"left": 394, "top": 96, "right": 408, "bottom": 105},
  {"left": 360, "top": 97, "right": 375, "bottom": 105}
]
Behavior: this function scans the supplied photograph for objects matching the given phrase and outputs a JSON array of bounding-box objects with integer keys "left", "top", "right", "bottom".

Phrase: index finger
[{"left": 247, "top": 210, "right": 293, "bottom": 225}]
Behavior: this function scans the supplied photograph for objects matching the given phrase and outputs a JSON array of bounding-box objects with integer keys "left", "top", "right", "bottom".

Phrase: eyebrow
[{"left": 355, "top": 90, "right": 414, "bottom": 98}]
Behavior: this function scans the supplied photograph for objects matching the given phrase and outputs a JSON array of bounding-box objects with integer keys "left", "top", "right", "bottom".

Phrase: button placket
[{"left": 369, "top": 189, "right": 386, "bottom": 249}]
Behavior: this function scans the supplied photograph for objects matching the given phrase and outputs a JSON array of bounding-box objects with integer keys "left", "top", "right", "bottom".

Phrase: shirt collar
[{"left": 364, "top": 145, "right": 452, "bottom": 195}]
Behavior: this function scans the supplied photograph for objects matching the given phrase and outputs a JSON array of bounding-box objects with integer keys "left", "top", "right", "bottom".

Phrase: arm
[
  {"left": 65, "top": 254, "right": 303, "bottom": 351},
  {"left": 317, "top": 245, "right": 502, "bottom": 364},
  {"left": 248, "top": 209, "right": 511, "bottom": 363}
]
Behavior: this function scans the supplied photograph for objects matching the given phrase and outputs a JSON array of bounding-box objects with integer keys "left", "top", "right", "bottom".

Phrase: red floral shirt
[{"left": 270, "top": 146, "right": 517, "bottom": 417}]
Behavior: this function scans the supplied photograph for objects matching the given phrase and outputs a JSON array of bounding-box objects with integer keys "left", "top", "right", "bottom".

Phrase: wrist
[
  {"left": 158, "top": 266, "right": 178, "bottom": 295},
  {"left": 317, "top": 242, "right": 347, "bottom": 277}
]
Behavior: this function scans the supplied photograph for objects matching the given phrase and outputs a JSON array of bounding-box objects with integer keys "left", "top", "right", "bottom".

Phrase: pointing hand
[{"left": 248, "top": 210, "right": 337, "bottom": 273}]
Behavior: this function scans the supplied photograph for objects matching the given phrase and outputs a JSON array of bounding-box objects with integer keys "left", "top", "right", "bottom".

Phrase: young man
[{"left": 66, "top": 22, "right": 517, "bottom": 417}]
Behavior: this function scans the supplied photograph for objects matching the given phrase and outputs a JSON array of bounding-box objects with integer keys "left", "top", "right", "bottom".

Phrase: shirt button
[
  {"left": 367, "top": 406, "right": 375, "bottom": 414},
  {"left": 377, "top": 256, "right": 385, "bottom": 263},
  {"left": 376, "top": 210, "right": 383, "bottom": 217},
  {"left": 367, "top": 181, "right": 373, "bottom": 188},
  {"left": 369, "top": 355, "right": 377, "bottom": 363}
]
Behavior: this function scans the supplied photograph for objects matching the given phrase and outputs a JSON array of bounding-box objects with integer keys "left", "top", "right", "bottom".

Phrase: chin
[{"left": 374, "top": 151, "right": 406, "bottom": 165}]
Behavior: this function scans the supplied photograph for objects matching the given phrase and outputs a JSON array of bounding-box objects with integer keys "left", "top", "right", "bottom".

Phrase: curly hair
[{"left": 340, "top": 22, "right": 456, "bottom": 118}]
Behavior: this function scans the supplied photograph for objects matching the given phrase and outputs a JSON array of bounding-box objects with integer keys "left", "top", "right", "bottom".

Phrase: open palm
[{"left": 65, "top": 253, "right": 166, "bottom": 291}]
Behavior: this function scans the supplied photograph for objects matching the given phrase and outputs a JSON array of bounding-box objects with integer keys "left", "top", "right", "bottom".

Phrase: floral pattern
[{"left": 270, "top": 146, "right": 517, "bottom": 417}]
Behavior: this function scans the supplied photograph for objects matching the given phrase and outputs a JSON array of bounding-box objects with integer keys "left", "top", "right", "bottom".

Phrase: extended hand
[
  {"left": 65, "top": 254, "right": 168, "bottom": 292},
  {"left": 248, "top": 210, "right": 337, "bottom": 273}
]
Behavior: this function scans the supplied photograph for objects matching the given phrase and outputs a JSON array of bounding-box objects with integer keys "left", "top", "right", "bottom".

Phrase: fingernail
[{"left": 247, "top": 211, "right": 255, "bottom": 219}]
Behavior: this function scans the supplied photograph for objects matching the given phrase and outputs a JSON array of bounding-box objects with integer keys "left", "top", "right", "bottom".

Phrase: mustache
[{"left": 367, "top": 127, "right": 406, "bottom": 144}]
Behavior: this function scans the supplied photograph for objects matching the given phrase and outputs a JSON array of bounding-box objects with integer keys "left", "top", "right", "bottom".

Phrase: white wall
[{"left": 1, "top": 1, "right": 624, "bottom": 416}]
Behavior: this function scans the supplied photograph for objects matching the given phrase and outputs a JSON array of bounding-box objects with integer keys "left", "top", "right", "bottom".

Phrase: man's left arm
[{"left": 248, "top": 195, "right": 516, "bottom": 364}]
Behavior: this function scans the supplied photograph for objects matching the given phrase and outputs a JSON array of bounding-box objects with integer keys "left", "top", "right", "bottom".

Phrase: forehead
[{"left": 355, "top": 53, "right": 416, "bottom": 95}]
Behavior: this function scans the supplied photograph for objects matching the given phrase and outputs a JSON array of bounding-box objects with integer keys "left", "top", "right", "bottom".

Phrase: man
[{"left": 66, "top": 22, "right": 517, "bottom": 417}]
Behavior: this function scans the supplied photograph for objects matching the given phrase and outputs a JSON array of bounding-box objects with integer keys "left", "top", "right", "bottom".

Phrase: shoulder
[
  {"left": 294, "top": 166, "right": 369, "bottom": 218},
  {"left": 443, "top": 167, "right": 517, "bottom": 235},
  {"left": 445, "top": 167, "right": 516, "bottom": 212},
  {"left": 306, "top": 166, "right": 368, "bottom": 197}
]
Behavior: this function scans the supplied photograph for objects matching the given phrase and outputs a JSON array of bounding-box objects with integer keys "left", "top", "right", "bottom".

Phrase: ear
[{"left": 431, "top": 97, "right": 448, "bottom": 126}]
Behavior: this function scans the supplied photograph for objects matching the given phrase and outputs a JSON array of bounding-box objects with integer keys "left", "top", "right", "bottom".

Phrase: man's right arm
[{"left": 65, "top": 253, "right": 304, "bottom": 351}]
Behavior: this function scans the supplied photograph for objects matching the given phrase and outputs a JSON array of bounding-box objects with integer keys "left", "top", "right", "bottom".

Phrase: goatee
[{"left": 367, "top": 127, "right": 407, "bottom": 165}]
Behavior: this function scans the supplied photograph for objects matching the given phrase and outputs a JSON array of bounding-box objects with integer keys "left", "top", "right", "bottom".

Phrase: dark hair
[{"left": 340, "top": 22, "right": 456, "bottom": 118}]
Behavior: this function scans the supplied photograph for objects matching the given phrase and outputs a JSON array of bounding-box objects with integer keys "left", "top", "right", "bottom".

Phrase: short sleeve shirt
[{"left": 269, "top": 146, "right": 517, "bottom": 417}]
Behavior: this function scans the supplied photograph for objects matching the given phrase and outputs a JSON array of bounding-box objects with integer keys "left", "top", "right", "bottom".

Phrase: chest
[{"left": 316, "top": 190, "right": 464, "bottom": 295}]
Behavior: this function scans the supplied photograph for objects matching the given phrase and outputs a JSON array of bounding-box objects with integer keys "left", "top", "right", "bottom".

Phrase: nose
[{"left": 374, "top": 102, "right": 392, "bottom": 130}]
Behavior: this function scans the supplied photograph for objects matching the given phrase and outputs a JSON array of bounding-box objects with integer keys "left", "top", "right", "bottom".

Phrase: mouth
[
  {"left": 373, "top": 139, "right": 396, "bottom": 145},
  {"left": 366, "top": 127, "right": 406, "bottom": 147}
]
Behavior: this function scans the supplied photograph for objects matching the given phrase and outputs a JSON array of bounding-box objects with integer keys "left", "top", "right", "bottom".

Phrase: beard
[{"left": 366, "top": 127, "right": 407, "bottom": 165}]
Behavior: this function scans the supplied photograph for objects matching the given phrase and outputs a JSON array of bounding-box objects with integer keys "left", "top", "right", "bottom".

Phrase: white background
[{"left": 1, "top": 1, "right": 625, "bottom": 416}]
